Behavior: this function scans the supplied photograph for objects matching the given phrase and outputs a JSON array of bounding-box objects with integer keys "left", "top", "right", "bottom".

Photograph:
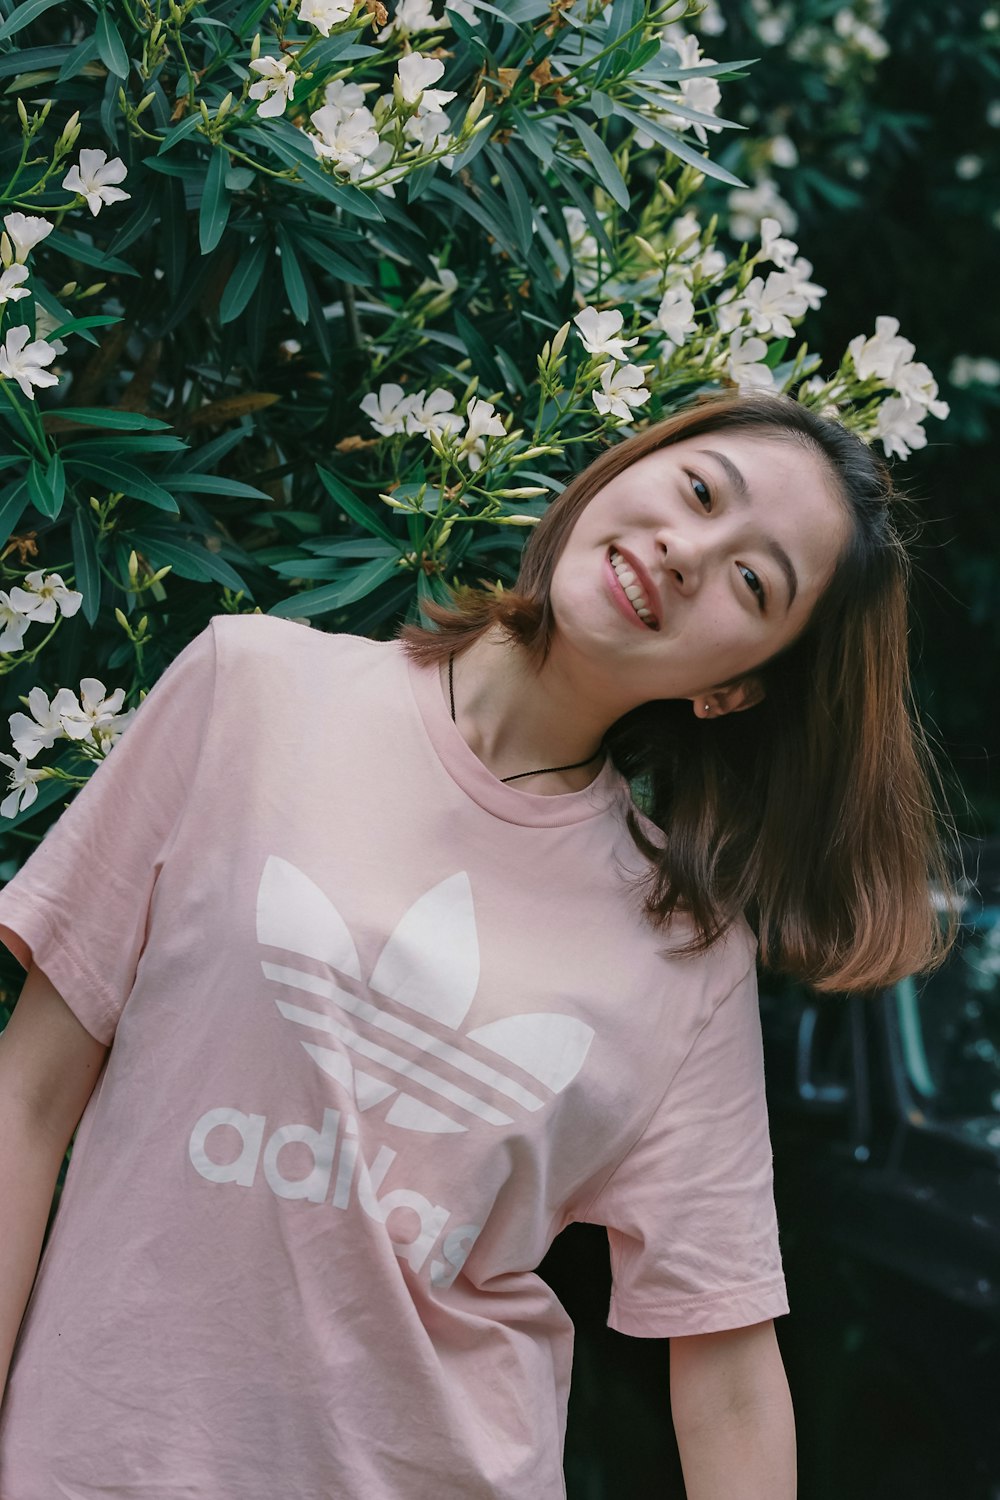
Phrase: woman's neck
[{"left": 440, "top": 627, "right": 611, "bottom": 795}]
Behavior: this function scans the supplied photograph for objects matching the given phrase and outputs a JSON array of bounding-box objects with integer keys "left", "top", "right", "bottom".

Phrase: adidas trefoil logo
[{"left": 256, "top": 856, "right": 595, "bottom": 1134}]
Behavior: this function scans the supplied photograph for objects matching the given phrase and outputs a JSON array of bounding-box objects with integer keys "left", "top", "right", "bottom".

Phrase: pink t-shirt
[{"left": 0, "top": 613, "right": 787, "bottom": 1499}]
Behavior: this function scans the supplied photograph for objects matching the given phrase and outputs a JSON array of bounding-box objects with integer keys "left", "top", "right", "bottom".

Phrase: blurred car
[{"left": 761, "top": 839, "right": 1000, "bottom": 1500}]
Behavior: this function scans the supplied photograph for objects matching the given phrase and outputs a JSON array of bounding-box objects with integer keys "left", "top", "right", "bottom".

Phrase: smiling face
[{"left": 547, "top": 430, "right": 854, "bottom": 714}]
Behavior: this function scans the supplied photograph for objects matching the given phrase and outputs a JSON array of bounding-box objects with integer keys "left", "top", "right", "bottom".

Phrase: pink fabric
[{"left": 0, "top": 613, "right": 787, "bottom": 1499}]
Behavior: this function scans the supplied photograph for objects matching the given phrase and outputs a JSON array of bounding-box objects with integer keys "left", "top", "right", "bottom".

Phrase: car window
[{"left": 895, "top": 903, "right": 1000, "bottom": 1145}]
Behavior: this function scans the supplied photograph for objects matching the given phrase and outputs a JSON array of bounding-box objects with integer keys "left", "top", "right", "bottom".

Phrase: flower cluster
[
  {"left": 360, "top": 385, "right": 506, "bottom": 471},
  {"left": 0, "top": 570, "right": 83, "bottom": 655},
  {"left": 572, "top": 308, "right": 651, "bottom": 422},
  {"left": 0, "top": 670, "right": 135, "bottom": 818}
]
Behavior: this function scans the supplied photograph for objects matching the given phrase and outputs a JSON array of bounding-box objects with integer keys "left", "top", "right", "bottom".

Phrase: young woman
[{"left": 0, "top": 389, "right": 953, "bottom": 1499}]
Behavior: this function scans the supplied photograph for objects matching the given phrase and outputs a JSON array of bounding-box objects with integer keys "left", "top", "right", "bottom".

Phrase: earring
[{"left": 704, "top": 701, "right": 711, "bottom": 715}]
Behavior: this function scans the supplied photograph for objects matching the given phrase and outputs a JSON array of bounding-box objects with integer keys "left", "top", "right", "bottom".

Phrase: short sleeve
[
  {"left": 0, "top": 619, "right": 218, "bottom": 1047},
  {"left": 582, "top": 959, "right": 788, "bottom": 1338}
]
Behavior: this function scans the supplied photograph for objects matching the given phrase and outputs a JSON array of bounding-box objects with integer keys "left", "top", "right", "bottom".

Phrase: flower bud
[
  {"left": 216, "top": 91, "right": 233, "bottom": 119},
  {"left": 128, "top": 550, "right": 140, "bottom": 586},
  {"left": 82, "top": 282, "right": 107, "bottom": 297},
  {"left": 250, "top": 32, "right": 261, "bottom": 60},
  {"left": 57, "top": 281, "right": 79, "bottom": 297},
  {"left": 463, "top": 86, "right": 486, "bottom": 129},
  {"left": 138, "top": 615, "right": 149, "bottom": 635},
  {"left": 550, "top": 320, "right": 570, "bottom": 357},
  {"left": 58, "top": 109, "right": 81, "bottom": 150},
  {"left": 0, "top": 232, "right": 13, "bottom": 269},
  {"left": 633, "top": 235, "right": 662, "bottom": 263},
  {"left": 136, "top": 92, "right": 156, "bottom": 116},
  {"left": 493, "top": 486, "right": 548, "bottom": 497},
  {"left": 379, "top": 492, "right": 407, "bottom": 509},
  {"left": 114, "top": 607, "right": 130, "bottom": 631},
  {"left": 16, "top": 98, "right": 28, "bottom": 130},
  {"left": 494, "top": 514, "right": 539, "bottom": 526},
  {"left": 515, "top": 444, "right": 560, "bottom": 461},
  {"left": 199, "top": 98, "right": 211, "bottom": 124}
]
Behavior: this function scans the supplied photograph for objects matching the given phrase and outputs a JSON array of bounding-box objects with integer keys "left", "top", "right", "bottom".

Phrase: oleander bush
[{"left": 0, "top": 0, "right": 951, "bottom": 948}]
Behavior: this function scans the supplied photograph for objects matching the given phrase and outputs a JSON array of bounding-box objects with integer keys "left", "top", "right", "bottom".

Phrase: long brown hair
[{"left": 398, "top": 390, "right": 957, "bottom": 992}]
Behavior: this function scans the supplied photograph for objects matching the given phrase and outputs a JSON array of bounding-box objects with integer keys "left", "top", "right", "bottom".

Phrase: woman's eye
[
  {"left": 689, "top": 473, "right": 712, "bottom": 510},
  {"left": 738, "top": 564, "right": 766, "bottom": 611}
]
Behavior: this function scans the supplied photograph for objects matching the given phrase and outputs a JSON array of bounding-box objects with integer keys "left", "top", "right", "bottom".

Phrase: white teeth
[{"left": 610, "top": 549, "right": 656, "bottom": 626}]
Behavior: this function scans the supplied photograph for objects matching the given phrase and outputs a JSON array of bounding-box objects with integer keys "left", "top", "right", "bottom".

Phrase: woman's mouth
[{"left": 606, "top": 547, "right": 659, "bottom": 629}]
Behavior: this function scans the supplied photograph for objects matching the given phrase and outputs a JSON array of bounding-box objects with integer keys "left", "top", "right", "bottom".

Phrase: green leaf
[
  {"left": 219, "top": 236, "right": 270, "bottom": 324},
  {"left": 268, "top": 556, "right": 402, "bottom": 618},
  {"left": 614, "top": 103, "right": 746, "bottom": 188},
  {"left": 68, "top": 458, "right": 180, "bottom": 513},
  {"left": 428, "top": 179, "right": 521, "bottom": 259},
  {"left": 130, "top": 529, "right": 254, "bottom": 595},
  {"left": 54, "top": 408, "right": 173, "bottom": 431},
  {"left": 253, "top": 127, "right": 385, "bottom": 221},
  {"left": 0, "top": 479, "right": 29, "bottom": 547},
  {"left": 95, "top": 7, "right": 130, "bottom": 78},
  {"left": 157, "top": 114, "right": 202, "bottom": 155},
  {"left": 0, "top": 0, "right": 65, "bottom": 40},
  {"left": 275, "top": 224, "right": 310, "bottom": 324},
  {"left": 71, "top": 507, "right": 102, "bottom": 625},
  {"left": 45, "top": 229, "right": 140, "bottom": 277},
  {"left": 27, "top": 456, "right": 63, "bottom": 519},
  {"left": 510, "top": 107, "right": 556, "bottom": 167},
  {"left": 316, "top": 465, "right": 399, "bottom": 545},
  {"left": 199, "top": 148, "right": 231, "bottom": 255},
  {"left": 44, "top": 314, "right": 123, "bottom": 342},
  {"left": 54, "top": 32, "right": 98, "bottom": 83},
  {"left": 485, "top": 143, "right": 534, "bottom": 256},
  {"left": 295, "top": 227, "right": 372, "bottom": 285},
  {"left": 163, "top": 473, "right": 272, "bottom": 500},
  {"left": 568, "top": 117, "right": 630, "bottom": 210}
]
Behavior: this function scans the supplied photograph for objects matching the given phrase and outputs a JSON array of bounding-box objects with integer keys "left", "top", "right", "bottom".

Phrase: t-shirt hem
[
  {"left": 607, "top": 1276, "right": 789, "bottom": 1338},
  {"left": 0, "top": 900, "right": 116, "bottom": 1046}
]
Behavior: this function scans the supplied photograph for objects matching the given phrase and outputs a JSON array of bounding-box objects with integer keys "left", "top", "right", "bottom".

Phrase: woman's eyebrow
[{"left": 695, "top": 448, "right": 799, "bottom": 611}]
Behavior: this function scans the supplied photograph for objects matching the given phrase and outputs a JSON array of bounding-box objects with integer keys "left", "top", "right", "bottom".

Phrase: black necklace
[{"left": 447, "top": 652, "right": 606, "bottom": 785}]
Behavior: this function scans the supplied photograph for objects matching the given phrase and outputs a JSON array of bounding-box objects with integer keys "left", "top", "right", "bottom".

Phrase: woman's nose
[{"left": 654, "top": 527, "right": 704, "bottom": 593}]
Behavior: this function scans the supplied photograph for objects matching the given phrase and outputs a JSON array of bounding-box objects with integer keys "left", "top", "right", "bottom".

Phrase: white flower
[
  {"left": 446, "top": 0, "right": 479, "bottom": 20},
  {"left": 248, "top": 55, "right": 296, "bottom": 119},
  {"left": 759, "top": 216, "right": 799, "bottom": 270},
  {"left": 768, "top": 133, "right": 798, "bottom": 168},
  {"left": 660, "top": 34, "right": 723, "bottom": 145},
  {"left": 32, "top": 304, "right": 68, "bottom": 356},
  {"left": 874, "top": 396, "right": 927, "bottom": 460},
  {"left": 61, "top": 149, "right": 130, "bottom": 218},
  {"left": 893, "top": 360, "right": 949, "bottom": 420},
  {"left": 457, "top": 397, "right": 505, "bottom": 469},
  {"left": 378, "top": 0, "right": 439, "bottom": 37},
  {"left": 593, "top": 362, "right": 651, "bottom": 420},
  {"left": 0, "top": 752, "right": 46, "bottom": 819},
  {"left": 308, "top": 104, "right": 380, "bottom": 169},
  {"left": 406, "top": 388, "right": 463, "bottom": 439},
  {"left": 360, "top": 382, "right": 415, "bottom": 435},
  {"left": 323, "top": 78, "right": 369, "bottom": 115},
  {"left": 49, "top": 679, "right": 128, "bottom": 744},
  {"left": 0, "top": 264, "right": 30, "bottom": 304},
  {"left": 727, "top": 179, "right": 797, "bottom": 241},
  {"left": 714, "top": 286, "right": 749, "bottom": 335},
  {"left": 298, "top": 0, "right": 354, "bottom": 34},
  {"left": 395, "top": 53, "right": 456, "bottom": 110},
  {"left": 784, "top": 255, "right": 826, "bottom": 310},
  {"left": 6, "top": 570, "right": 84, "bottom": 625},
  {"left": 726, "top": 330, "right": 775, "bottom": 390},
  {"left": 742, "top": 270, "right": 809, "bottom": 339},
  {"left": 416, "top": 254, "right": 458, "bottom": 303},
  {"left": 667, "top": 212, "right": 726, "bottom": 284},
  {"left": 949, "top": 354, "right": 1000, "bottom": 388},
  {"left": 848, "top": 316, "right": 915, "bottom": 384},
  {"left": 404, "top": 106, "right": 456, "bottom": 161},
  {"left": 93, "top": 708, "right": 136, "bottom": 756},
  {"left": 0, "top": 326, "right": 60, "bottom": 400},
  {"left": 345, "top": 138, "right": 404, "bottom": 195},
  {"left": 573, "top": 307, "right": 638, "bottom": 362},
  {"left": 0, "top": 592, "right": 32, "bottom": 652},
  {"left": 9, "top": 690, "right": 71, "bottom": 758},
  {"left": 2, "top": 212, "right": 53, "bottom": 264},
  {"left": 653, "top": 284, "right": 697, "bottom": 347}
]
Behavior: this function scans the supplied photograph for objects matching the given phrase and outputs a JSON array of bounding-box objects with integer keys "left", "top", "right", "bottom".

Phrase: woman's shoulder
[{"left": 208, "top": 614, "right": 392, "bottom": 668}]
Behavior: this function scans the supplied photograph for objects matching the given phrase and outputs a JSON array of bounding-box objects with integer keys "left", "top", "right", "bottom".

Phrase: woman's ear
[{"left": 694, "top": 677, "right": 766, "bottom": 718}]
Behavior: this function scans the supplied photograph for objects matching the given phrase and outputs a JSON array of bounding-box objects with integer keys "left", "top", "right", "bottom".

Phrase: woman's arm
[
  {"left": 0, "top": 963, "right": 108, "bottom": 1395},
  {"left": 670, "top": 1319, "right": 796, "bottom": 1500}
]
